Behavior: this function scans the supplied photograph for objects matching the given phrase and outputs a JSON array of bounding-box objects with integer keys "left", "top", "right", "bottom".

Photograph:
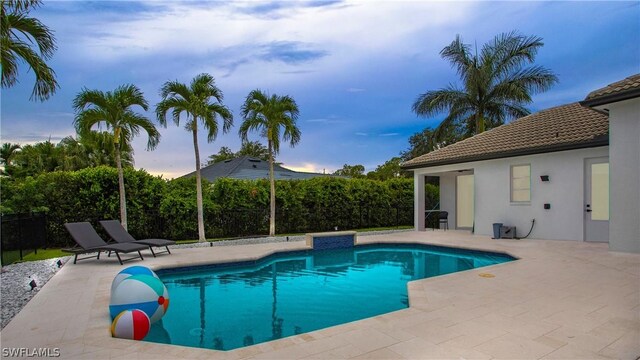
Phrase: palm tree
[
  {"left": 0, "top": 142, "right": 21, "bottom": 176},
  {"left": 239, "top": 90, "right": 300, "bottom": 236},
  {"left": 73, "top": 84, "right": 160, "bottom": 230},
  {"left": 58, "top": 131, "right": 134, "bottom": 170},
  {"left": 412, "top": 31, "right": 558, "bottom": 140},
  {"left": 156, "top": 73, "right": 233, "bottom": 242},
  {"left": 1, "top": 142, "right": 21, "bottom": 165},
  {"left": 1, "top": 0, "right": 58, "bottom": 101}
]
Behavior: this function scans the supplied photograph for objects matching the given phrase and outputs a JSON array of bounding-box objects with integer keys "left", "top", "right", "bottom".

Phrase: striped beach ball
[
  {"left": 111, "top": 309, "right": 150, "bottom": 340},
  {"left": 109, "top": 274, "right": 169, "bottom": 323},
  {"left": 111, "top": 266, "right": 159, "bottom": 296}
]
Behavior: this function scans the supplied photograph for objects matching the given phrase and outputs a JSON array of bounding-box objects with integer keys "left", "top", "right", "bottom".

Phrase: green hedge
[{"left": 1, "top": 167, "right": 438, "bottom": 245}]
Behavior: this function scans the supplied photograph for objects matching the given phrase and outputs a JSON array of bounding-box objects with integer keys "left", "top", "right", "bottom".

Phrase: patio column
[{"left": 414, "top": 173, "right": 425, "bottom": 231}]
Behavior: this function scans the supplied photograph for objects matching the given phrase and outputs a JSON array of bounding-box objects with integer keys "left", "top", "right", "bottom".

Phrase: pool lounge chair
[
  {"left": 99, "top": 220, "right": 175, "bottom": 257},
  {"left": 64, "top": 222, "right": 147, "bottom": 265}
]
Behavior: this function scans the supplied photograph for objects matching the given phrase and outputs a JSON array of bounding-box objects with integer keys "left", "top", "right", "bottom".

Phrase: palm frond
[
  {"left": 123, "top": 112, "right": 160, "bottom": 150},
  {"left": 6, "top": 39, "right": 57, "bottom": 100},
  {"left": 440, "top": 34, "right": 472, "bottom": 79},
  {"left": 412, "top": 86, "right": 468, "bottom": 116},
  {"left": 6, "top": 12, "right": 56, "bottom": 58}
]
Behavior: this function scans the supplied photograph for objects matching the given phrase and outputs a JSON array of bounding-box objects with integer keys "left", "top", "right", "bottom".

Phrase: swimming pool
[{"left": 145, "top": 243, "right": 515, "bottom": 351}]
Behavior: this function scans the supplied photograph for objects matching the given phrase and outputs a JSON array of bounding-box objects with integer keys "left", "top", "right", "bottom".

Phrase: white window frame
[{"left": 510, "top": 164, "right": 531, "bottom": 204}]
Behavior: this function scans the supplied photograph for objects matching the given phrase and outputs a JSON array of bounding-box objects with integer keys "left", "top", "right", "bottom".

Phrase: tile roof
[
  {"left": 402, "top": 103, "right": 608, "bottom": 169},
  {"left": 585, "top": 74, "right": 640, "bottom": 101},
  {"left": 182, "top": 155, "right": 334, "bottom": 181}
]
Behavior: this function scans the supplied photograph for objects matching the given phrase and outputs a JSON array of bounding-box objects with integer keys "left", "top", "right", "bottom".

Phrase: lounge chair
[
  {"left": 63, "top": 222, "right": 147, "bottom": 265},
  {"left": 99, "top": 220, "right": 175, "bottom": 257}
]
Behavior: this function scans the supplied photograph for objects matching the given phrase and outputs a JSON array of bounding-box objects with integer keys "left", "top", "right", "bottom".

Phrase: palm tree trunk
[
  {"left": 476, "top": 113, "right": 485, "bottom": 134},
  {"left": 115, "top": 142, "right": 128, "bottom": 231},
  {"left": 268, "top": 140, "right": 276, "bottom": 236},
  {"left": 193, "top": 126, "right": 206, "bottom": 242}
]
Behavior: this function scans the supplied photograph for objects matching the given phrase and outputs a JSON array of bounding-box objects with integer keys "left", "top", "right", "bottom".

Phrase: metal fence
[
  {"left": 134, "top": 205, "right": 414, "bottom": 241},
  {"left": 3, "top": 205, "right": 415, "bottom": 250},
  {"left": 1, "top": 212, "right": 48, "bottom": 265}
]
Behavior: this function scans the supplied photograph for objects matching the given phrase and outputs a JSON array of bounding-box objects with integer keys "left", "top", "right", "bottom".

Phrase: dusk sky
[{"left": 2, "top": 1, "right": 638, "bottom": 178}]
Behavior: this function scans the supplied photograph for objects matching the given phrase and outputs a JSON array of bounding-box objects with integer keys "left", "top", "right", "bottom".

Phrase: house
[
  {"left": 182, "top": 155, "right": 334, "bottom": 182},
  {"left": 402, "top": 74, "right": 639, "bottom": 253}
]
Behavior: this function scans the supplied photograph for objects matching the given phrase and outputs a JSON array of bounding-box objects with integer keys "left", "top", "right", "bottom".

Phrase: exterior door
[
  {"left": 456, "top": 174, "right": 474, "bottom": 229},
  {"left": 584, "top": 158, "right": 609, "bottom": 242}
]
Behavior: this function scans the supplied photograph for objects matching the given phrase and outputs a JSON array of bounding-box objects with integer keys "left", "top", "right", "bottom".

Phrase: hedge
[{"left": 1, "top": 167, "right": 438, "bottom": 246}]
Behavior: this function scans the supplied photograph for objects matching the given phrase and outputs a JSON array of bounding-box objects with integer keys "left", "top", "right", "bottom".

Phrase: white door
[
  {"left": 584, "top": 158, "right": 609, "bottom": 242},
  {"left": 456, "top": 175, "right": 474, "bottom": 229}
]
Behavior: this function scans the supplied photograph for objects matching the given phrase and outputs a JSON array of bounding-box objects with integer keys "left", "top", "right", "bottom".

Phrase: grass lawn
[{"left": 21, "top": 249, "right": 68, "bottom": 261}]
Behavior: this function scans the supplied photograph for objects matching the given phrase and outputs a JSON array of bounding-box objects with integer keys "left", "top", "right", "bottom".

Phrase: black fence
[
  {"left": 3, "top": 205, "right": 414, "bottom": 250},
  {"left": 1, "top": 212, "right": 48, "bottom": 265},
  {"left": 137, "top": 205, "right": 414, "bottom": 241}
]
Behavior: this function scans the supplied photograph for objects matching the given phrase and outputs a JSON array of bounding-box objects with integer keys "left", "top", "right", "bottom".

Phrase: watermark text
[{"left": 2, "top": 348, "right": 60, "bottom": 358}]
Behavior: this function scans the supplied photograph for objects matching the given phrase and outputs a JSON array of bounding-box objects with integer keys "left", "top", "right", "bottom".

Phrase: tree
[
  {"left": 206, "top": 141, "right": 272, "bottom": 165},
  {"left": 73, "top": 84, "right": 159, "bottom": 230},
  {"left": 366, "top": 157, "right": 409, "bottom": 180},
  {"left": 239, "top": 90, "right": 300, "bottom": 236},
  {"left": 59, "top": 131, "right": 134, "bottom": 170},
  {"left": 412, "top": 31, "right": 558, "bottom": 142},
  {"left": 9, "top": 140, "right": 62, "bottom": 178},
  {"left": 157, "top": 73, "right": 233, "bottom": 241},
  {"left": 206, "top": 146, "right": 235, "bottom": 165},
  {"left": 237, "top": 140, "right": 269, "bottom": 161},
  {"left": 1, "top": 142, "right": 21, "bottom": 166},
  {"left": 1, "top": 0, "right": 58, "bottom": 101},
  {"left": 333, "top": 164, "right": 365, "bottom": 178},
  {"left": 400, "top": 124, "right": 462, "bottom": 161}
]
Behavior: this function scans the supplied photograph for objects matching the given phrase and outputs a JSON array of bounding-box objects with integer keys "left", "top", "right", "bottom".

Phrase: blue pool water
[{"left": 145, "top": 243, "right": 514, "bottom": 351}]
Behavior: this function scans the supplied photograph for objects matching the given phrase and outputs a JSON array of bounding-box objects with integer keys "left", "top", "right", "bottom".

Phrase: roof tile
[
  {"left": 585, "top": 73, "right": 640, "bottom": 101},
  {"left": 402, "top": 103, "right": 608, "bottom": 168}
]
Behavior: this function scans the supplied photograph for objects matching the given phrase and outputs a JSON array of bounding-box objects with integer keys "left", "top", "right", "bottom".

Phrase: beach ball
[
  {"left": 111, "top": 309, "right": 150, "bottom": 340},
  {"left": 109, "top": 274, "right": 169, "bottom": 323},
  {"left": 111, "top": 266, "right": 159, "bottom": 296}
]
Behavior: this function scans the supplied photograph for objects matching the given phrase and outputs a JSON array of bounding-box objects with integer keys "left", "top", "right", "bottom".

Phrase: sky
[{"left": 1, "top": 1, "right": 639, "bottom": 178}]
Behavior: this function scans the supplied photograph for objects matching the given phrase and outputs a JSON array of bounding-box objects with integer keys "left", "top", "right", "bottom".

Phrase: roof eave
[
  {"left": 580, "top": 88, "right": 640, "bottom": 108},
  {"left": 401, "top": 138, "right": 609, "bottom": 170}
]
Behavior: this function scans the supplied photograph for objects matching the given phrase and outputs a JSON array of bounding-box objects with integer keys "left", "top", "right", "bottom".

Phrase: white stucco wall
[
  {"left": 607, "top": 98, "right": 640, "bottom": 253},
  {"left": 413, "top": 146, "right": 609, "bottom": 240},
  {"left": 440, "top": 173, "right": 457, "bottom": 229}
]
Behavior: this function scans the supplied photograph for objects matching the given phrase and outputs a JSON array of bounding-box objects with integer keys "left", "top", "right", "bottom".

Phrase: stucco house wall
[
  {"left": 607, "top": 98, "right": 640, "bottom": 252},
  {"left": 414, "top": 146, "right": 609, "bottom": 240}
]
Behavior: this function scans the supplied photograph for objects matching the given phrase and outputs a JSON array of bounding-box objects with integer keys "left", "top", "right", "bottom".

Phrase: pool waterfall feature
[{"left": 144, "top": 234, "right": 515, "bottom": 351}]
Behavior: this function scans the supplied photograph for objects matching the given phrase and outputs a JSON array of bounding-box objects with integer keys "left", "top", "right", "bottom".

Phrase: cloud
[
  {"left": 346, "top": 88, "right": 365, "bottom": 92},
  {"left": 355, "top": 132, "right": 368, "bottom": 136},
  {"left": 232, "top": 1, "right": 345, "bottom": 19},
  {"left": 259, "top": 41, "right": 328, "bottom": 64},
  {"left": 284, "top": 162, "right": 333, "bottom": 174},
  {"left": 379, "top": 133, "right": 400, "bottom": 137},
  {"left": 305, "top": 114, "right": 345, "bottom": 123},
  {"left": 1, "top": 134, "right": 67, "bottom": 144}
]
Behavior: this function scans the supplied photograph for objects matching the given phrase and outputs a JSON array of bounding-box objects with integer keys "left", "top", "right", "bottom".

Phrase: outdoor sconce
[
  {"left": 540, "top": 175, "right": 550, "bottom": 182},
  {"left": 56, "top": 259, "right": 63, "bottom": 268},
  {"left": 29, "top": 278, "right": 37, "bottom": 290}
]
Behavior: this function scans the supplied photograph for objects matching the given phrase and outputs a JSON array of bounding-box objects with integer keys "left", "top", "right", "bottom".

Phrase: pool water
[{"left": 146, "top": 243, "right": 514, "bottom": 351}]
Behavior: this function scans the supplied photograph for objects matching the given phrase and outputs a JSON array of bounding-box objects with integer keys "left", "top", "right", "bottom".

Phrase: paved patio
[{"left": 1, "top": 231, "right": 638, "bottom": 359}]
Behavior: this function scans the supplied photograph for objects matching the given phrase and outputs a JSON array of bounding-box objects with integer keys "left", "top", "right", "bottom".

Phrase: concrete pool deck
[{"left": 1, "top": 231, "right": 638, "bottom": 359}]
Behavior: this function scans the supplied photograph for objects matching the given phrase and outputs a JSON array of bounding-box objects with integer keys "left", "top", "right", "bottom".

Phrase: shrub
[{"left": 1, "top": 170, "right": 437, "bottom": 243}]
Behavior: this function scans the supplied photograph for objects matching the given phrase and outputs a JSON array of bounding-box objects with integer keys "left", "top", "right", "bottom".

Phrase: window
[{"left": 511, "top": 164, "right": 531, "bottom": 203}]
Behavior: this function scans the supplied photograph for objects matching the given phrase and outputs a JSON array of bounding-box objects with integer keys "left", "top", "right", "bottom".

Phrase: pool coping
[{"left": 1, "top": 230, "right": 638, "bottom": 359}]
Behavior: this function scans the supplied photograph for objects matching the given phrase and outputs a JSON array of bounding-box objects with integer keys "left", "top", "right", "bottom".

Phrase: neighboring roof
[
  {"left": 402, "top": 103, "right": 608, "bottom": 169},
  {"left": 182, "top": 156, "right": 334, "bottom": 181},
  {"left": 581, "top": 73, "right": 640, "bottom": 107}
]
